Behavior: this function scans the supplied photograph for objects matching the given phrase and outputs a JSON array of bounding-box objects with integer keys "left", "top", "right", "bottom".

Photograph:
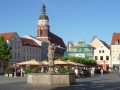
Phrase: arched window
[
  {"left": 102, "top": 50, "right": 104, "bottom": 53},
  {"left": 99, "top": 50, "right": 101, "bottom": 53}
]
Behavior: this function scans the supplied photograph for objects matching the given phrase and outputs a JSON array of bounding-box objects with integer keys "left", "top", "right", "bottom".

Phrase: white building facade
[
  {"left": 91, "top": 37, "right": 110, "bottom": 70},
  {"left": 0, "top": 32, "right": 42, "bottom": 69},
  {"left": 23, "top": 35, "right": 48, "bottom": 60}
]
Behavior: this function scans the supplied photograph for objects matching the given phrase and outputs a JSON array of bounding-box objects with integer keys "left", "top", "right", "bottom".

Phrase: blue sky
[{"left": 0, "top": 0, "right": 120, "bottom": 45}]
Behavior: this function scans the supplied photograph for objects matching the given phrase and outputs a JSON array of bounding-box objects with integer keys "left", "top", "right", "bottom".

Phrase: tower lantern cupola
[{"left": 39, "top": 4, "right": 49, "bottom": 21}]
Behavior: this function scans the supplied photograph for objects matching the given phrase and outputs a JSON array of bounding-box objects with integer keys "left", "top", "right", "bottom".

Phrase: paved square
[{"left": 0, "top": 73, "right": 120, "bottom": 90}]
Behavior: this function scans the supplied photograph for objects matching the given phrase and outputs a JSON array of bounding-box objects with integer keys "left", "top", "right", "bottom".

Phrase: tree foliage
[
  {"left": 0, "top": 36, "right": 12, "bottom": 61},
  {"left": 55, "top": 56, "right": 97, "bottom": 66}
]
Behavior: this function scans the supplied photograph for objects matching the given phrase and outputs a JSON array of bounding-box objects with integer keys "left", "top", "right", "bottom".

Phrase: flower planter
[
  {"left": 9, "top": 74, "right": 13, "bottom": 77},
  {"left": 5, "top": 74, "right": 9, "bottom": 77},
  {"left": 24, "top": 74, "right": 27, "bottom": 77}
]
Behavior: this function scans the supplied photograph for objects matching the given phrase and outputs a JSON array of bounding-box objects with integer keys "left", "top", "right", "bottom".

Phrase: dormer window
[
  {"left": 23, "top": 42, "right": 27, "bottom": 45},
  {"left": 115, "top": 41, "right": 118, "bottom": 45},
  {"left": 30, "top": 43, "right": 33, "bottom": 45}
]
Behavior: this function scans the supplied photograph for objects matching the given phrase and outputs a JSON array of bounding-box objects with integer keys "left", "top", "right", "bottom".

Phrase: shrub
[
  {"left": 24, "top": 69, "right": 31, "bottom": 74},
  {"left": 5, "top": 68, "right": 13, "bottom": 74},
  {"left": 58, "top": 67, "right": 66, "bottom": 73},
  {"left": 67, "top": 68, "right": 74, "bottom": 73},
  {"left": 32, "top": 68, "right": 39, "bottom": 73}
]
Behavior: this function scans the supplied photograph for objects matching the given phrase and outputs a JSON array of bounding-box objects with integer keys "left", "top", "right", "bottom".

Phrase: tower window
[{"left": 40, "top": 30, "right": 43, "bottom": 36}]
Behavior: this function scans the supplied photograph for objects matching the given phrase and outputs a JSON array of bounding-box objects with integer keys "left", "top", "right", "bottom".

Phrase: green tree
[
  {"left": 0, "top": 36, "right": 12, "bottom": 73},
  {"left": 56, "top": 56, "right": 97, "bottom": 66}
]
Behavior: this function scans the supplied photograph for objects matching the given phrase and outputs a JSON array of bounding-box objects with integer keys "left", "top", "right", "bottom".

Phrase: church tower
[{"left": 36, "top": 4, "right": 50, "bottom": 42}]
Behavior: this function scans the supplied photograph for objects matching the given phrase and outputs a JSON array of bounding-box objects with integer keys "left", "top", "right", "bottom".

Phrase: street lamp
[
  {"left": 21, "top": 64, "right": 23, "bottom": 77},
  {"left": 14, "top": 64, "right": 16, "bottom": 77}
]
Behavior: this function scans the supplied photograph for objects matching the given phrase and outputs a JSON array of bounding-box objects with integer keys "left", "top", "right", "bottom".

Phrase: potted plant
[
  {"left": 5, "top": 68, "right": 13, "bottom": 77},
  {"left": 109, "top": 67, "right": 113, "bottom": 72},
  {"left": 32, "top": 68, "right": 39, "bottom": 73},
  {"left": 24, "top": 69, "right": 31, "bottom": 77}
]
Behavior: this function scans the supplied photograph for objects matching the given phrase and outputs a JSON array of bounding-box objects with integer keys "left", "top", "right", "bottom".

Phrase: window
[
  {"left": 18, "top": 43, "right": 20, "bottom": 49},
  {"left": 106, "top": 56, "right": 109, "bottom": 60},
  {"left": 39, "top": 49, "right": 40, "bottom": 53},
  {"left": 115, "top": 41, "right": 118, "bottom": 45},
  {"left": 24, "top": 47, "right": 25, "bottom": 52},
  {"left": 95, "top": 56, "right": 98, "bottom": 60},
  {"left": 100, "top": 56, "right": 103, "bottom": 60},
  {"left": 18, "top": 53, "right": 20, "bottom": 59},
  {"left": 113, "top": 56, "right": 116, "bottom": 60},
  {"left": 100, "top": 46, "right": 103, "bottom": 48},
  {"left": 27, "top": 56, "right": 28, "bottom": 60},
  {"left": 102, "top": 50, "right": 104, "bottom": 53},
  {"left": 14, "top": 37, "right": 17, "bottom": 40},
  {"left": 14, "top": 43, "right": 17, "bottom": 49},
  {"left": 11, "top": 52, "right": 13, "bottom": 59},
  {"left": 118, "top": 48, "right": 120, "bottom": 53},
  {"left": 40, "top": 30, "right": 43, "bottom": 36},
  {"left": 11, "top": 42, "right": 13, "bottom": 48},
  {"left": 24, "top": 56, "right": 25, "bottom": 61},
  {"left": 118, "top": 55, "right": 120, "bottom": 60},
  {"left": 14, "top": 52, "right": 16, "bottom": 59},
  {"left": 30, "top": 48, "right": 31, "bottom": 52},
  {"left": 113, "top": 49, "right": 116, "bottom": 53},
  {"left": 99, "top": 50, "right": 101, "bottom": 53}
]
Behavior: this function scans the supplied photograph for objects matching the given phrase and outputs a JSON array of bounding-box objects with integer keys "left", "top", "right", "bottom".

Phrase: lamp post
[
  {"left": 21, "top": 64, "right": 23, "bottom": 77},
  {"left": 14, "top": 64, "right": 16, "bottom": 77}
]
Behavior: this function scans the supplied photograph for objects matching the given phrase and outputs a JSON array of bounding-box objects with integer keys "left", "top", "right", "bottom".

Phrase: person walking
[{"left": 100, "top": 68, "right": 103, "bottom": 77}]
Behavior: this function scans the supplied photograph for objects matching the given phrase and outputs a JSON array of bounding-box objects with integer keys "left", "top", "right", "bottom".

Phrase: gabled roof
[
  {"left": 23, "top": 35, "right": 43, "bottom": 46},
  {"left": 49, "top": 32, "right": 66, "bottom": 49},
  {"left": 100, "top": 40, "right": 110, "bottom": 49},
  {"left": 0, "top": 32, "right": 16, "bottom": 40},
  {"left": 111, "top": 32, "right": 120, "bottom": 45},
  {"left": 21, "top": 38, "right": 41, "bottom": 47}
]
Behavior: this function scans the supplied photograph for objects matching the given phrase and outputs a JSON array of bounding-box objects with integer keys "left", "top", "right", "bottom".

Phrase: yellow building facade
[{"left": 110, "top": 45, "right": 120, "bottom": 67}]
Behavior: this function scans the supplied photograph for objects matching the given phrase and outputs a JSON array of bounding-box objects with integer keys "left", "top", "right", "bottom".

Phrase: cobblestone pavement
[{"left": 0, "top": 73, "right": 120, "bottom": 90}]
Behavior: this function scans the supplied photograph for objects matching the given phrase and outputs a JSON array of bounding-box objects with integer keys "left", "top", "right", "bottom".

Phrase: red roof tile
[
  {"left": 21, "top": 38, "right": 41, "bottom": 47},
  {"left": 0, "top": 32, "right": 16, "bottom": 40},
  {"left": 49, "top": 32, "right": 66, "bottom": 49},
  {"left": 111, "top": 32, "right": 120, "bottom": 45}
]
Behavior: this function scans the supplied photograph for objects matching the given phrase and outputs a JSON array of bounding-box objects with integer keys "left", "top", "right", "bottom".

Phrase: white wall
[
  {"left": 21, "top": 46, "right": 41, "bottom": 61},
  {"left": 94, "top": 43, "right": 110, "bottom": 65}
]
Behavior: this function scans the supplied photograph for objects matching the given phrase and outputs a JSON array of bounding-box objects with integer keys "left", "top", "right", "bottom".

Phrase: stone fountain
[{"left": 27, "top": 43, "right": 76, "bottom": 86}]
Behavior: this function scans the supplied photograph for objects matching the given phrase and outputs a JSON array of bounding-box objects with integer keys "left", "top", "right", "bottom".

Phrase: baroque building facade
[{"left": 64, "top": 40, "right": 93, "bottom": 59}]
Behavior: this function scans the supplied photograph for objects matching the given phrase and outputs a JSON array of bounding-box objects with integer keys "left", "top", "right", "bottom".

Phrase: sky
[{"left": 0, "top": 0, "right": 120, "bottom": 45}]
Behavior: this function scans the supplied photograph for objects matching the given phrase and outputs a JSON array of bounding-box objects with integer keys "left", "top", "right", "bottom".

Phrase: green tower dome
[{"left": 39, "top": 4, "right": 49, "bottom": 21}]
